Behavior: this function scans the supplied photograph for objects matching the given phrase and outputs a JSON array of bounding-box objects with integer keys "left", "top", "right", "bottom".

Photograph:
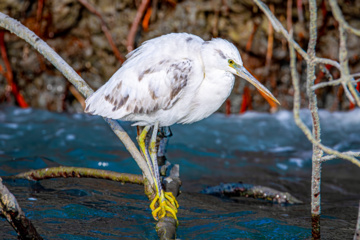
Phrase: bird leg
[
  {"left": 157, "top": 126, "right": 172, "bottom": 166},
  {"left": 137, "top": 123, "right": 179, "bottom": 222}
]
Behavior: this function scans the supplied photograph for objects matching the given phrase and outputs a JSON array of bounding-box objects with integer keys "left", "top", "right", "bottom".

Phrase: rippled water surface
[{"left": 1, "top": 106, "right": 360, "bottom": 239}]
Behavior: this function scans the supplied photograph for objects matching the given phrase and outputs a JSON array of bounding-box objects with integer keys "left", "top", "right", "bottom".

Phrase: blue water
[{"left": 1, "top": 105, "right": 360, "bottom": 239}]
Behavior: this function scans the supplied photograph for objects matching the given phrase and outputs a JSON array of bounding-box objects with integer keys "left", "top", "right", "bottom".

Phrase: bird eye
[{"left": 228, "top": 59, "right": 234, "bottom": 65}]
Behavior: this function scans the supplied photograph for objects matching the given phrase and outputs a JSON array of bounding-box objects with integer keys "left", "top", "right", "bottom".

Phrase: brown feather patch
[
  {"left": 139, "top": 68, "right": 153, "bottom": 81},
  {"left": 215, "top": 49, "right": 226, "bottom": 59}
]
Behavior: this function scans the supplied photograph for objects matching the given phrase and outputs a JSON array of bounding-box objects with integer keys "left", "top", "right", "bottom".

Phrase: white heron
[{"left": 85, "top": 33, "right": 279, "bottom": 222}]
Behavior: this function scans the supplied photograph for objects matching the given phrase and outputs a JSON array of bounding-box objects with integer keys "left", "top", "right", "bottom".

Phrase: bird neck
[{"left": 194, "top": 68, "right": 235, "bottom": 118}]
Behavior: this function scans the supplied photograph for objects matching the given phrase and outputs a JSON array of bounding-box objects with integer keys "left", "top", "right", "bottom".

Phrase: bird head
[{"left": 201, "top": 38, "right": 280, "bottom": 105}]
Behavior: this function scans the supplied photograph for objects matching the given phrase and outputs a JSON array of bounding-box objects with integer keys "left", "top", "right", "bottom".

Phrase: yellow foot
[{"left": 150, "top": 191, "right": 179, "bottom": 221}]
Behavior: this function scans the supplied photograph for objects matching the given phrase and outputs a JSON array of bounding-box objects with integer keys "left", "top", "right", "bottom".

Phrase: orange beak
[{"left": 234, "top": 64, "right": 280, "bottom": 106}]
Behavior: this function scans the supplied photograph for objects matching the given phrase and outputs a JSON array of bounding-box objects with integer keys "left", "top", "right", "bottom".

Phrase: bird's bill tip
[{"left": 235, "top": 66, "right": 280, "bottom": 106}]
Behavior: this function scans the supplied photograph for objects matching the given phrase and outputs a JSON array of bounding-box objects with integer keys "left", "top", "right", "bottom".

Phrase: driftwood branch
[
  {"left": 5, "top": 166, "right": 144, "bottom": 185},
  {"left": 0, "top": 177, "right": 43, "bottom": 240},
  {"left": 7, "top": 163, "right": 180, "bottom": 240}
]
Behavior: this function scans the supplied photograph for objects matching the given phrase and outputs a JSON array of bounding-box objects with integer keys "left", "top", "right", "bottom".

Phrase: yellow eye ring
[{"left": 228, "top": 59, "right": 234, "bottom": 65}]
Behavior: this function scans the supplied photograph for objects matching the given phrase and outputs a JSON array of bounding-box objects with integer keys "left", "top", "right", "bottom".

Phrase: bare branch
[
  {"left": 328, "top": 0, "right": 360, "bottom": 37},
  {"left": 311, "top": 78, "right": 360, "bottom": 91},
  {"left": 0, "top": 177, "right": 43, "bottom": 239},
  {"left": 288, "top": 30, "right": 360, "bottom": 169},
  {"left": 252, "top": 0, "right": 341, "bottom": 70},
  {"left": 321, "top": 151, "right": 360, "bottom": 162},
  {"left": 328, "top": 0, "right": 360, "bottom": 106}
]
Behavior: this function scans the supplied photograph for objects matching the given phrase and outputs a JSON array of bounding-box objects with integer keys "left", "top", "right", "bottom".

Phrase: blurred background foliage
[{"left": 0, "top": 0, "right": 359, "bottom": 114}]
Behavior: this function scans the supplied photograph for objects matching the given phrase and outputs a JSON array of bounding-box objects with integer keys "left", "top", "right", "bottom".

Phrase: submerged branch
[
  {"left": 202, "top": 183, "right": 302, "bottom": 204},
  {"left": 0, "top": 177, "right": 43, "bottom": 240},
  {"left": 6, "top": 166, "right": 144, "bottom": 185},
  {"left": 355, "top": 201, "right": 360, "bottom": 240}
]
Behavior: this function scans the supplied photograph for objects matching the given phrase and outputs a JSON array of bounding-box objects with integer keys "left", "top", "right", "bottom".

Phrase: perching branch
[
  {"left": 0, "top": 12, "right": 154, "bottom": 189},
  {"left": 0, "top": 177, "right": 43, "bottom": 240}
]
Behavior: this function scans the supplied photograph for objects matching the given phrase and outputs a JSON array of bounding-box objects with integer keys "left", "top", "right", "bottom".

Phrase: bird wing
[
  {"left": 85, "top": 33, "right": 204, "bottom": 120},
  {"left": 84, "top": 57, "right": 196, "bottom": 120}
]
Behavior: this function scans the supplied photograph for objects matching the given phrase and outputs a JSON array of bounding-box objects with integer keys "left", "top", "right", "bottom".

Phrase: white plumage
[
  {"left": 85, "top": 33, "right": 278, "bottom": 126},
  {"left": 84, "top": 33, "right": 279, "bottom": 222}
]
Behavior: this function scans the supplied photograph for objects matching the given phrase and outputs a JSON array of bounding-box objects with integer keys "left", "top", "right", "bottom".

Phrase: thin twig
[
  {"left": 255, "top": 0, "right": 360, "bottom": 168},
  {"left": 69, "top": 85, "right": 86, "bottom": 109},
  {"left": 287, "top": 0, "right": 293, "bottom": 31},
  {"left": 0, "top": 31, "right": 29, "bottom": 108},
  {"left": 328, "top": 0, "right": 360, "bottom": 37},
  {"left": 297, "top": 0, "right": 304, "bottom": 23},
  {"left": 142, "top": 6, "right": 152, "bottom": 32},
  {"left": 321, "top": 151, "right": 360, "bottom": 162},
  {"left": 265, "top": 4, "right": 274, "bottom": 70},
  {"left": 312, "top": 78, "right": 360, "bottom": 91},
  {"left": 126, "top": 0, "right": 150, "bottom": 53},
  {"left": 245, "top": 21, "right": 259, "bottom": 52},
  {"left": 355, "top": 201, "right": 360, "bottom": 240},
  {"left": 35, "top": 0, "right": 44, "bottom": 36},
  {"left": 329, "top": 0, "right": 360, "bottom": 106},
  {"left": 77, "top": 0, "right": 125, "bottom": 64},
  {"left": 253, "top": 0, "right": 341, "bottom": 70}
]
